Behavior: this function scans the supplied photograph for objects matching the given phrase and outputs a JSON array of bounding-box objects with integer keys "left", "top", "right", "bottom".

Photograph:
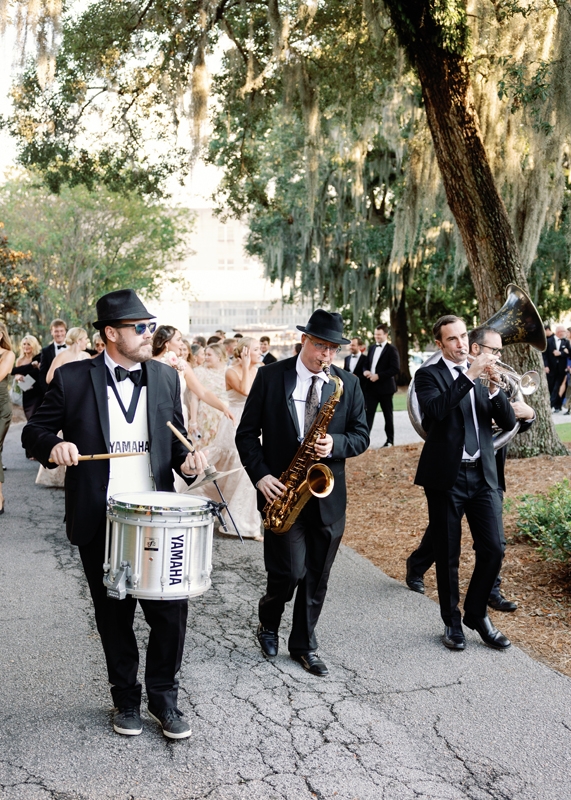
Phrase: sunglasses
[{"left": 113, "top": 322, "right": 157, "bottom": 335}]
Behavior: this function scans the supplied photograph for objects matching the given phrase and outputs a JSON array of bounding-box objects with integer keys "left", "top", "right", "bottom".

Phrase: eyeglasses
[
  {"left": 307, "top": 336, "right": 341, "bottom": 354},
  {"left": 480, "top": 343, "right": 502, "bottom": 356},
  {"left": 113, "top": 322, "right": 157, "bottom": 335}
]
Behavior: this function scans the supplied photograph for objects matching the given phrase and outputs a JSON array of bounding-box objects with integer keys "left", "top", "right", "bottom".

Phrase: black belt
[{"left": 461, "top": 458, "right": 480, "bottom": 467}]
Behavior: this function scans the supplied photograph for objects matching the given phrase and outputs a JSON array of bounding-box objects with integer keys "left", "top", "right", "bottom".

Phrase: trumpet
[{"left": 468, "top": 356, "right": 540, "bottom": 399}]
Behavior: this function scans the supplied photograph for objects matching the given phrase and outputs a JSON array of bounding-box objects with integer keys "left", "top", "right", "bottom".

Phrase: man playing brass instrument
[
  {"left": 413, "top": 317, "right": 516, "bottom": 651},
  {"left": 236, "top": 310, "right": 369, "bottom": 676},
  {"left": 407, "top": 325, "right": 535, "bottom": 614}
]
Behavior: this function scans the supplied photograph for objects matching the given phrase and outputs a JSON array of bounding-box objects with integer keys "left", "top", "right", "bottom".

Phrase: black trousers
[
  {"left": 79, "top": 527, "right": 188, "bottom": 711},
  {"left": 550, "top": 375, "right": 566, "bottom": 410},
  {"left": 424, "top": 462, "right": 504, "bottom": 626},
  {"left": 259, "top": 500, "right": 344, "bottom": 654},
  {"left": 408, "top": 485, "right": 505, "bottom": 598},
  {"left": 365, "top": 391, "right": 394, "bottom": 442}
]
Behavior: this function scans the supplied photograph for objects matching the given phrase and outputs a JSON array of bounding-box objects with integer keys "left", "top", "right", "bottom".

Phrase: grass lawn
[
  {"left": 556, "top": 423, "right": 571, "bottom": 442},
  {"left": 394, "top": 392, "right": 408, "bottom": 412}
]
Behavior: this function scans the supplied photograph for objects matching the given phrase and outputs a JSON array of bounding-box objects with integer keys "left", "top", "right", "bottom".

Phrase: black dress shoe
[
  {"left": 488, "top": 594, "right": 518, "bottom": 612},
  {"left": 405, "top": 557, "right": 425, "bottom": 594},
  {"left": 463, "top": 614, "right": 511, "bottom": 650},
  {"left": 442, "top": 625, "right": 466, "bottom": 650},
  {"left": 290, "top": 652, "right": 329, "bottom": 677},
  {"left": 256, "top": 624, "right": 279, "bottom": 657}
]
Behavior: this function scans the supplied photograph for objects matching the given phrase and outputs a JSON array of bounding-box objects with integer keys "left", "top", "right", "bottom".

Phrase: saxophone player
[{"left": 236, "top": 310, "right": 369, "bottom": 676}]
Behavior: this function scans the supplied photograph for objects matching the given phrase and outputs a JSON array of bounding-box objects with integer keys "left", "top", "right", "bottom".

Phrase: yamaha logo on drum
[{"left": 169, "top": 535, "right": 185, "bottom": 585}]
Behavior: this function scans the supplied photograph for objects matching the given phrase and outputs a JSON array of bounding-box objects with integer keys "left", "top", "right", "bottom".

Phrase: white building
[{"left": 154, "top": 208, "right": 312, "bottom": 338}]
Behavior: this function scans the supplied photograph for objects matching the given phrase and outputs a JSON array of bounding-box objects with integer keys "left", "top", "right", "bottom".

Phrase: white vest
[{"left": 107, "top": 385, "right": 154, "bottom": 499}]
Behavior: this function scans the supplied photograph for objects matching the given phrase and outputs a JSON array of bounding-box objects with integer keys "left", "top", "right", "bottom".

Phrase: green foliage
[
  {"left": 497, "top": 56, "right": 553, "bottom": 134},
  {"left": 0, "top": 226, "right": 41, "bottom": 336},
  {"left": 383, "top": 0, "right": 470, "bottom": 58},
  {"left": 0, "top": 174, "right": 191, "bottom": 337},
  {"left": 528, "top": 191, "right": 571, "bottom": 322},
  {"left": 514, "top": 479, "right": 571, "bottom": 563}
]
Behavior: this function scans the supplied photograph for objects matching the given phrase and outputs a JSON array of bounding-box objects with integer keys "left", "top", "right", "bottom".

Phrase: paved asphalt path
[{"left": 2, "top": 422, "right": 571, "bottom": 800}]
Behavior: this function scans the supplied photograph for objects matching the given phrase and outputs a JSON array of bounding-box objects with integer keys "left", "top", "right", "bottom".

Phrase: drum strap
[{"left": 106, "top": 366, "right": 147, "bottom": 423}]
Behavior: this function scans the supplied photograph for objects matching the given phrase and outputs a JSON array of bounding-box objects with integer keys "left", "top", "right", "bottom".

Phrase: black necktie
[
  {"left": 115, "top": 365, "right": 142, "bottom": 385},
  {"left": 454, "top": 366, "right": 478, "bottom": 456},
  {"left": 304, "top": 376, "right": 320, "bottom": 436}
]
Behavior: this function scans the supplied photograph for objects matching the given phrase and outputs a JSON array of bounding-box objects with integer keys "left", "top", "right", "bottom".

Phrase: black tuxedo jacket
[
  {"left": 235, "top": 356, "right": 369, "bottom": 526},
  {"left": 343, "top": 353, "right": 368, "bottom": 394},
  {"left": 38, "top": 342, "right": 62, "bottom": 393},
  {"left": 364, "top": 343, "right": 400, "bottom": 395},
  {"left": 261, "top": 351, "right": 277, "bottom": 365},
  {"left": 543, "top": 336, "right": 570, "bottom": 379},
  {"left": 22, "top": 354, "right": 193, "bottom": 546},
  {"left": 414, "top": 358, "right": 516, "bottom": 491}
]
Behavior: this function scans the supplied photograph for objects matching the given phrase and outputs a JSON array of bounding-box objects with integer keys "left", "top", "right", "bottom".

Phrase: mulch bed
[{"left": 345, "top": 443, "right": 571, "bottom": 677}]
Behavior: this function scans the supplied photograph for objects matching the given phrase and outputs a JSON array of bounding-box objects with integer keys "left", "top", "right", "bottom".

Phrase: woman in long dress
[
  {"left": 0, "top": 323, "right": 16, "bottom": 514},
  {"left": 11, "top": 334, "right": 43, "bottom": 422},
  {"left": 36, "top": 327, "right": 91, "bottom": 487},
  {"left": 189, "top": 342, "right": 228, "bottom": 447},
  {"left": 195, "top": 337, "right": 263, "bottom": 540},
  {"left": 151, "top": 325, "right": 232, "bottom": 430}
]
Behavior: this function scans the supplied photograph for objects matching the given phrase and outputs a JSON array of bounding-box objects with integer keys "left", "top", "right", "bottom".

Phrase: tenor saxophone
[{"left": 263, "top": 362, "right": 344, "bottom": 534}]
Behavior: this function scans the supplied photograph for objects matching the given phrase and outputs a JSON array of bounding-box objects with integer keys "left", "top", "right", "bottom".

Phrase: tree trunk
[
  {"left": 387, "top": 8, "right": 566, "bottom": 456},
  {"left": 390, "top": 281, "right": 411, "bottom": 385}
]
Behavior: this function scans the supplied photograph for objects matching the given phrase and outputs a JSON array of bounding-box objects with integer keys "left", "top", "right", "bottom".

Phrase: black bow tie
[
  {"left": 114, "top": 366, "right": 142, "bottom": 385},
  {"left": 376, "top": 343, "right": 383, "bottom": 347},
  {"left": 56, "top": 344, "right": 66, "bottom": 350}
]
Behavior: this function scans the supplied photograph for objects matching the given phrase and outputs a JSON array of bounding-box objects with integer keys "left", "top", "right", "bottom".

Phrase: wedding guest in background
[
  {"left": 293, "top": 342, "right": 302, "bottom": 356},
  {"left": 190, "top": 338, "right": 263, "bottom": 540},
  {"left": 223, "top": 338, "right": 237, "bottom": 366},
  {"left": 38, "top": 318, "right": 68, "bottom": 395},
  {"left": 179, "top": 339, "right": 191, "bottom": 363},
  {"left": 189, "top": 342, "right": 228, "bottom": 447},
  {"left": 0, "top": 323, "right": 16, "bottom": 512},
  {"left": 92, "top": 332, "right": 106, "bottom": 355},
  {"left": 190, "top": 344, "right": 205, "bottom": 368},
  {"left": 12, "top": 334, "right": 43, "bottom": 421},
  {"left": 260, "top": 336, "right": 277, "bottom": 365},
  {"left": 207, "top": 335, "right": 222, "bottom": 346},
  {"left": 192, "top": 335, "right": 207, "bottom": 348},
  {"left": 46, "top": 327, "right": 91, "bottom": 384}
]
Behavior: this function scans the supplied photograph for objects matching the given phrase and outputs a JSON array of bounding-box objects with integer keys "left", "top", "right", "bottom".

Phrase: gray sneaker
[
  {"left": 148, "top": 706, "right": 191, "bottom": 739},
  {"left": 113, "top": 707, "right": 143, "bottom": 736}
]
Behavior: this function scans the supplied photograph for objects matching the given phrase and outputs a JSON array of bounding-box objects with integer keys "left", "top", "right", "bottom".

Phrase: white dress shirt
[
  {"left": 348, "top": 353, "right": 360, "bottom": 374},
  {"left": 442, "top": 357, "right": 482, "bottom": 460},
  {"left": 292, "top": 357, "right": 328, "bottom": 437},
  {"left": 371, "top": 342, "right": 385, "bottom": 372}
]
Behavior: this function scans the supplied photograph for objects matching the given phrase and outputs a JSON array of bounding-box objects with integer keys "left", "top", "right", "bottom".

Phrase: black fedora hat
[
  {"left": 93, "top": 289, "right": 155, "bottom": 330},
  {"left": 296, "top": 309, "right": 350, "bottom": 345}
]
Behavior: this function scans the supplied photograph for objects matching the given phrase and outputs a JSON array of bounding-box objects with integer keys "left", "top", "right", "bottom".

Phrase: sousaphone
[{"left": 407, "top": 284, "right": 546, "bottom": 451}]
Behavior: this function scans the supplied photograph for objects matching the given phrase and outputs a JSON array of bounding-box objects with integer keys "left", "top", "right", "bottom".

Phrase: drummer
[{"left": 22, "top": 290, "right": 207, "bottom": 740}]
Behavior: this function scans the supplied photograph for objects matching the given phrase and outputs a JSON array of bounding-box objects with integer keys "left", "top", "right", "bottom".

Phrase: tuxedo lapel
[
  {"left": 436, "top": 357, "right": 453, "bottom": 387},
  {"left": 89, "top": 355, "right": 110, "bottom": 452},
  {"left": 284, "top": 365, "right": 300, "bottom": 438}
]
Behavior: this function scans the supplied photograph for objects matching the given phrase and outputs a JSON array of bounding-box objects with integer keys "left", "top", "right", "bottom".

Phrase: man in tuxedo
[
  {"left": 414, "top": 316, "right": 516, "bottom": 652},
  {"left": 22, "top": 290, "right": 207, "bottom": 739},
  {"left": 362, "top": 324, "right": 400, "bottom": 446},
  {"left": 343, "top": 337, "right": 368, "bottom": 393},
  {"left": 37, "top": 318, "right": 68, "bottom": 395},
  {"left": 406, "top": 325, "right": 535, "bottom": 612},
  {"left": 544, "top": 325, "right": 570, "bottom": 411},
  {"left": 260, "top": 335, "right": 277, "bottom": 364},
  {"left": 236, "top": 310, "right": 369, "bottom": 676}
]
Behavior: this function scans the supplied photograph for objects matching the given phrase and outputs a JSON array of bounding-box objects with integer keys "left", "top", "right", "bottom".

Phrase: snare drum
[{"left": 103, "top": 492, "right": 214, "bottom": 600}]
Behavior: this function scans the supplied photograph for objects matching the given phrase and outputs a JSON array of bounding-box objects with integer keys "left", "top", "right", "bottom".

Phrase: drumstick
[
  {"left": 166, "top": 420, "right": 196, "bottom": 453},
  {"left": 49, "top": 452, "right": 147, "bottom": 463}
]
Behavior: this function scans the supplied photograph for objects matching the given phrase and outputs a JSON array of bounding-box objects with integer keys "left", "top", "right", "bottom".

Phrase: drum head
[{"left": 108, "top": 491, "right": 212, "bottom": 523}]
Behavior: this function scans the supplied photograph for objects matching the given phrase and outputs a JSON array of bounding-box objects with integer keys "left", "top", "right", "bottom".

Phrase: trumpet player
[
  {"left": 236, "top": 310, "right": 369, "bottom": 677},
  {"left": 413, "top": 317, "right": 516, "bottom": 651},
  {"left": 407, "top": 326, "right": 535, "bottom": 616}
]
